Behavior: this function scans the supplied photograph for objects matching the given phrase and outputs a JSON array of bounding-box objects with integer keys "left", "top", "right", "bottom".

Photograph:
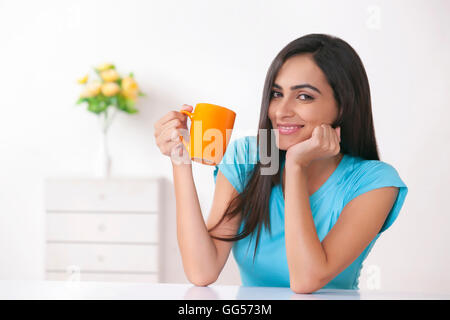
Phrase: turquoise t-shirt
[{"left": 212, "top": 136, "right": 408, "bottom": 290}]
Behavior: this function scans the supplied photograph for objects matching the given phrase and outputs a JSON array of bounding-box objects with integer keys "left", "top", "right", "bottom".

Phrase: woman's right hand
[{"left": 154, "top": 104, "right": 193, "bottom": 160}]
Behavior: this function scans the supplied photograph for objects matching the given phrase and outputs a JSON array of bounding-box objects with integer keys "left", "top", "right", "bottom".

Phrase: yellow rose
[
  {"left": 83, "top": 81, "right": 101, "bottom": 97},
  {"left": 100, "top": 69, "right": 119, "bottom": 82},
  {"left": 97, "top": 63, "right": 114, "bottom": 72},
  {"left": 101, "top": 82, "right": 120, "bottom": 97},
  {"left": 77, "top": 74, "right": 88, "bottom": 84},
  {"left": 80, "top": 89, "right": 91, "bottom": 98},
  {"left": 121, "top": 76, "right": 139, "bottom": 100}
]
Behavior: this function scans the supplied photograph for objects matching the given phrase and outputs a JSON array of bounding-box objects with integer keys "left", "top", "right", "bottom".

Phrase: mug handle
[
  {"left": 179, "top": 109, "right": 194, "bottom": 152},
  {"left": 180, "top": 110, "right": 194, "bottom": 119}
]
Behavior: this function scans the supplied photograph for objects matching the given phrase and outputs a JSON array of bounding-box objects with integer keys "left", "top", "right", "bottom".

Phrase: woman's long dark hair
[{"left": 208, "top": 34, "right": 380, "bottom": 260}]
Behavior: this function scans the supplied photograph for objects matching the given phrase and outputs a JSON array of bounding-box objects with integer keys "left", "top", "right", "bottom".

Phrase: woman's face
[{"left": 268, "top": 54, "right": 339, "bottom": 151}]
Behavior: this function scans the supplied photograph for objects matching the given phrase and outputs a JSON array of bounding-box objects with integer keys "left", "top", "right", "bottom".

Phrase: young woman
[{"left": 154, "top": 33, "right": 408, "bottom": 294}]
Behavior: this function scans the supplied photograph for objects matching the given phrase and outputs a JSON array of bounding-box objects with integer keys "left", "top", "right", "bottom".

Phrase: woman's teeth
[{"left": 278, "top": 125, "right": 304, "bottom": 135}]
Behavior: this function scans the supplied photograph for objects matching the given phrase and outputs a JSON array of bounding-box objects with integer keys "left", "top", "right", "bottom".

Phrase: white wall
[{"left": 0, "top": 0, "right": 449, "bottom": 293}]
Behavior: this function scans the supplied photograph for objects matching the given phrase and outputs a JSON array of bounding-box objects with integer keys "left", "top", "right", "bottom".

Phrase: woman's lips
[{"left": 277, "top": 125, "right": 304, "bottom": 135}]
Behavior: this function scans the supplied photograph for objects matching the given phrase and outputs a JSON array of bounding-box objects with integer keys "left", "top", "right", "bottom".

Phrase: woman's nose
[{"left": 276, "top": 100, "right": 296, "bottom": 118}]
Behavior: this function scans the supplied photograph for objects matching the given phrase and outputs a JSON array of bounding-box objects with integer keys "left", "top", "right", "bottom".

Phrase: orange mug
[{"left": 179, "top": 103, "right": 236, "bottom": 166}]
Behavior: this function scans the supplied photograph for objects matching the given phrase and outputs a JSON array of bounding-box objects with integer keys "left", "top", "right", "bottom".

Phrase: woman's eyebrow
[{"left": 273, "top": 83, "right": 322, "bottom": 94}]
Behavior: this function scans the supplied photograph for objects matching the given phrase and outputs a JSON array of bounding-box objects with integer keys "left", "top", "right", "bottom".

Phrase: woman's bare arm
[
  {"left": 154, "top": 104, "right": 241, "bottom": 286},
  {"left": 173, "top": 162, "right": 241, "bottom": 286},
  {"left": 284, "top": 162, "right": 398, "bottom": 294}
]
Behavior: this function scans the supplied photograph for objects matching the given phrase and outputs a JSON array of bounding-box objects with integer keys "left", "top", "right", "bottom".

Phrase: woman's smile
[{"left": 277, "top": 125, "right": 304, "bottom": 135}]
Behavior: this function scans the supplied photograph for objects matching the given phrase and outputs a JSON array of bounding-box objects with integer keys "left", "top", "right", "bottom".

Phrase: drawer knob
[
  {"left": 97, "top": 223, "right": 106, "bottom": 232},
  {"left": 97, "top": 254, "right": 105, "bottom": 262},
  {"left": 66, "top": 265, "right": 81, "bottom": 282}
]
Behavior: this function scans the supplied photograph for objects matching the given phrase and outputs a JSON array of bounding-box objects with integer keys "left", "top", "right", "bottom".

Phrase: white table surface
[{"left": 0, "top": 280, "right": 448, "bottom": 300}]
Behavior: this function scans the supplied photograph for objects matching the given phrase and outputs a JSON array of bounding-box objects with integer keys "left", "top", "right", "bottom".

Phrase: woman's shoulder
[
  {"left": 344, "top": 155, "right": 405, "bottom": 185},
  {"left": 341, "top": 154, "right": 408, "bottom": 203},
  {"left": 341, "top": 154, "right": 409, "bottom": 234},
  {"left": 213, "top": 135, "right": 257, "bottom": 193}
]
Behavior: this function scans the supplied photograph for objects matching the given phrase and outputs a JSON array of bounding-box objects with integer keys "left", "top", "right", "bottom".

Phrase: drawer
[
  {"left": 45, "top": 271, "right": 158, "bottom": 283},
  {"left": 45, "top": 178, "right": 160, "bottom": 212},
  {"left": 46, "top": 243, "right": 158, "bottom": 273},
  {"left": 46, "top": 213, "right": 158, "bottom": 243}
]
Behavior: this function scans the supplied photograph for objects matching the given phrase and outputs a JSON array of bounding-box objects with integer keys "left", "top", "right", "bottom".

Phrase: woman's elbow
[
  {"left": 187, "top": 272, "right": 218, "bottom": 287},
  {"left": 290, "top": 278, "right": 322, "bottom": 294}
]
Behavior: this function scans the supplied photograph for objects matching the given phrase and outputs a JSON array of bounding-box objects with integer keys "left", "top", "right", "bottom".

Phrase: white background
[{"left": 0, "top": 0, "right": 449, "bottom": 293}]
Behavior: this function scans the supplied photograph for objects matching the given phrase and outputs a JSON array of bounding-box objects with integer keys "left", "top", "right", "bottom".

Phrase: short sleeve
[
  {"left": 344, "top": 161, "right": 408, "bottom": 234},
  {"left": 213, "top": 136, "right": 251, "bottom": 194}
]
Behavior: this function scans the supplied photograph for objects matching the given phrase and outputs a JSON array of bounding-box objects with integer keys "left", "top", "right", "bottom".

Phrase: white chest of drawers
[{"left": 44, "top": 178, "right": 161, "bottom": 283}]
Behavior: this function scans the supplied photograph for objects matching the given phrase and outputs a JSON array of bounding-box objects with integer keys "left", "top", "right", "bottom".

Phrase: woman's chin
[
  {"left": 275, "top": 136, "right": 305, "bottom": 151},
  {"left": 275, "top": 141, "right": 295, "bottom": 151}
]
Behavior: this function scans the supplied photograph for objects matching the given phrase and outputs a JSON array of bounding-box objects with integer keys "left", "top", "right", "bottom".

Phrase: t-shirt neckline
[{"left": 278, "top": 153, "right": 349, "bottom": 203}]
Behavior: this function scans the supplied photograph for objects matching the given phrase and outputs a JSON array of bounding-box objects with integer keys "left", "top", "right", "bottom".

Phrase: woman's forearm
[
  {"left": 172, "top": 162, "right": 219, "bottom": 285},
  {"left": 284, "top": 162, "right": 328, "bottom": 292}
]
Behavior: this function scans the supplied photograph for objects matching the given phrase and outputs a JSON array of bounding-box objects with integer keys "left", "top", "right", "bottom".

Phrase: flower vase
[
  {"left": 95, "top": 110, "right": 115, "bottom": 179},
  {"left": 95, "top": 129, "right": 111, "bottom": 178}
]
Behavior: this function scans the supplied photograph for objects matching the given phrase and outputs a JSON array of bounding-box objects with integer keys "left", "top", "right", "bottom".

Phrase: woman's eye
[
  {"left": 270, "top": 91, "right": 282, "bottom": 98},
  {"left": 270, "top": 91, "right": 313, "bottom": 101},
  {"left": 298, "top": 93, "right": 313, "bottom": 101}
]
